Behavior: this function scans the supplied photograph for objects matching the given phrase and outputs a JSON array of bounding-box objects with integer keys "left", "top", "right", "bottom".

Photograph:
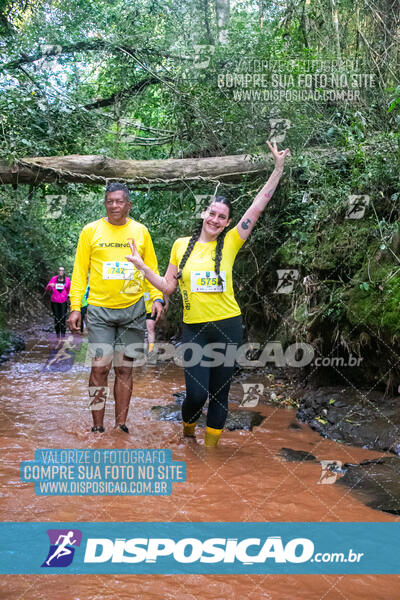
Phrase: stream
[{"left": 0, "top": 333, "right": 399, "bottom": 599}]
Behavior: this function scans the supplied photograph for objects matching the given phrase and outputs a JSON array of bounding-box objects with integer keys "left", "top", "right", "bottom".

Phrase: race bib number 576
[{"left": 190, "top": 270, "right": 226, "bottom": 292}]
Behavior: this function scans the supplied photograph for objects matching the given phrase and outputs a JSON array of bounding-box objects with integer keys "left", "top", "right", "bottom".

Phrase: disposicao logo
[
  {"left": 83, "top": 536, "right": 314, "bottom": 564},
  {"left": 41, "top": 529, "right": 82, "bottom": 568}
]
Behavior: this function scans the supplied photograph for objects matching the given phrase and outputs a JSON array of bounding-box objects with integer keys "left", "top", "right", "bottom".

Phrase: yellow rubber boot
[
  {"left": 183, "top": 421, "right": 197, "bottom": 438},
  {"left": 204, "top": 426, "right": 222, "bottom": 447}
]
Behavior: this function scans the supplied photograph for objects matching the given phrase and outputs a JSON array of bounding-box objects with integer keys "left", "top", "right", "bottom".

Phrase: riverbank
[
  {"left": 0, "top": 329, "right": 25, "bottom": 364},
  {"left": 296, "top": 386, "right": 400, "bottom": 455},
  {"left": 1, "top": 291, "right": 54, "bottom": 364}
]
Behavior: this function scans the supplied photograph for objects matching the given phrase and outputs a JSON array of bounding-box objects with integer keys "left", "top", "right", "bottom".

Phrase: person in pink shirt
[{"left": 46, "top": 266, "right": 71, "bottom": 337}]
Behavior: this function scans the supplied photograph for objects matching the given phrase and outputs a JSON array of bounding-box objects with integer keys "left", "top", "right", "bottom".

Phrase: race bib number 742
[
  {"left": 102, "top": 261, "right": 135, "bottom": 280},
  {"left": 190, "top": 270, "right": 226, "bottom": 292}
]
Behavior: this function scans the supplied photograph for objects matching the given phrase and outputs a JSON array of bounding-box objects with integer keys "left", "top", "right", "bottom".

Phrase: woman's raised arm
[
  {"left": 236, "top": 140, "right": 290, "bottom": 241},
  {"left": 126, "top": 240, "right": 179, "bottom": 296}
]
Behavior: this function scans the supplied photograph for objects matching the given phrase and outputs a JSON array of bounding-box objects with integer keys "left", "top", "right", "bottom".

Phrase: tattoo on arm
[
  {"left": 264, "top": 189, "right": 274, "bottom": 201},
  {"left": 241, "top": 218, "right": 252, "bottom": 230}
]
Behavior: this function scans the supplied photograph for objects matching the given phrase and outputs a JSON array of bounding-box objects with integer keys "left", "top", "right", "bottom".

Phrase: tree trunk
[
  {"left": 0, "top": 153, "right": 272, "bottom": 186},
  {"left": 202, "top": 0, "right": 213, "bottom": 45},
  {"left": 331, "top": 0, "right": 341, "bottom": 63},
  {"left": 215, "top": 0, "right": 230, "bottom": 45},
  {"left": 301, "top": 0, "right": 309, "bottom": 48}
]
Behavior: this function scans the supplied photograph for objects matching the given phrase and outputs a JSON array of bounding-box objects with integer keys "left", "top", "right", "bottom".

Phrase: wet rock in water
[
  {"left": 224, "top": 410, "right": 264, "bottom": 431},
  {"left": 288, "top": 422, "right": 302, "bottom": 430},
  {"left": 172, "top": 391, "right": 186, "bottom": 404},
  {"left": 151, "top": 405, "right": 183, "bottom": 422},
  {"left": 10, "top": 333, "right": 25, "bottom": 352},
  {"left": 279, "top": 448, "right": 317, "bottom": 462},
  {"left": 336, "top": 457, "right": 400, "bottom": 515},
  {"left": 152, "top": 394, "right": 264, "bottom": 431},
  {"left": 297, "top": 387, "right": 400, "bottom": 455}
]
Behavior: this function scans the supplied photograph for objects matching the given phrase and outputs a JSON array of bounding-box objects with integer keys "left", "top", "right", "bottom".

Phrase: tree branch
[
  {"left": 3, "top": 40, "right": 192, "bottom": 71},
  {"left": 82, "top": 76, "right": 161, "bottom": 110}
]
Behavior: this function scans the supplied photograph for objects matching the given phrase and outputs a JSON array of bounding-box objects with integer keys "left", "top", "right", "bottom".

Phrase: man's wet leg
[
  {"left": 114, "top": 356, "right": 133, "bottom": 431},
  {"left": 89, "top": 361, "right": 112, "bottom": 430}
]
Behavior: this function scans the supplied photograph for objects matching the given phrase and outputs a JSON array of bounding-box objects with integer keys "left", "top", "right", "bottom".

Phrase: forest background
[{"left": 0, "top": 0, "right": 398, "bottom": 389}]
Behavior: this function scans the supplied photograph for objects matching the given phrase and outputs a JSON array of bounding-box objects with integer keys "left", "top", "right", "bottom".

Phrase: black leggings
[
  {"left": 181, "top": 315, "right": 242, "bottom": 429},
  {"left": 51, "top": 301, "right": 68, "bottom": 335}
]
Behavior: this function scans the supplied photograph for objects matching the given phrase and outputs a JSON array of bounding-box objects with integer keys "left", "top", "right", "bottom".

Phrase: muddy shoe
[
  {"left": 119, "top": 424, "right": 129, "bottom": 434},
  {"left": 91, "top": 426, "right": 105, "bottom": 433},
  {"left": 183, "top": 422, "right": 197, "bottom": 438}
]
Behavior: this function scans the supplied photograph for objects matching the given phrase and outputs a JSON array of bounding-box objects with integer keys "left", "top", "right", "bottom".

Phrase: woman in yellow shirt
[{"left": 127, "top": 141, "right": 290, "bottom": 446}]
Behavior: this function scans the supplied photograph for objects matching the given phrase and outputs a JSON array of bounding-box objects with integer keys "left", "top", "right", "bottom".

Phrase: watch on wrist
[{"left": 154, "top": 298, "right": 166, "bottom": 307}]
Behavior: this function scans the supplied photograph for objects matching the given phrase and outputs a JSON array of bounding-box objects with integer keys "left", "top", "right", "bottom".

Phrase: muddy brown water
[{"left": 0, "top": 335, "right": 399, "bottom": 599}]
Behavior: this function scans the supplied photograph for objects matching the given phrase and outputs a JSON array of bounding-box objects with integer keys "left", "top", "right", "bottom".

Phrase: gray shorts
[{"left": 87, "top": 298, "right": 146, "bottom": 362}]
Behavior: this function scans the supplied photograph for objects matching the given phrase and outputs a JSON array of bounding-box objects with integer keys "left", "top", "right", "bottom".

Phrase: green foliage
[
  {"left": 0, "top": 184, "right": 104, "bottom": 310},
  {"left": 347, "top": 263, "right": 400, "bottom": 335},
  {"left": 0, "top": 0, "right": 399, "bottom": 388}
]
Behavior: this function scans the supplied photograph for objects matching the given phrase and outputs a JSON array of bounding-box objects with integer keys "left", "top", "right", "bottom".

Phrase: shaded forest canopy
[{"left": 0, "top": 0, "right": 399, "bottom": 388}]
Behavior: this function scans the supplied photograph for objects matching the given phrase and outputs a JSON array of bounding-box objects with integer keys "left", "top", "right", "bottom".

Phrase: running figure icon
[{"left": 45, "top": 531, "right": 77, "bottom": 566}]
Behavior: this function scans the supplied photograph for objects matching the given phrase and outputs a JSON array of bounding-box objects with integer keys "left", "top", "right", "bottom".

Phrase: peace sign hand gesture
[
  {"left": 126, "top": 239, "right": 145, "bottom": 271},
  {"left": 266, "top": 140, "right": 290, "bottom": 171}
]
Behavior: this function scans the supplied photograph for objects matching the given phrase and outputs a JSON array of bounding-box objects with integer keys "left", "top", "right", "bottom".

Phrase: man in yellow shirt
[{"left": 68, "top": 182, "right": 164, "bottom": 434}]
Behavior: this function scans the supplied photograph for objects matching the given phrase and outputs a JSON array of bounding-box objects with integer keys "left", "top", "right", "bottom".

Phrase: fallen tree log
[{"left": 0, "top": 153, "right": 273, "bottom": 187}]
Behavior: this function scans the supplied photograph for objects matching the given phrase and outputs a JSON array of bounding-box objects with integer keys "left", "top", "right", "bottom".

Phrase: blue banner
[{"left": 0, "top": 522, "right": 398, "bottom": 574}]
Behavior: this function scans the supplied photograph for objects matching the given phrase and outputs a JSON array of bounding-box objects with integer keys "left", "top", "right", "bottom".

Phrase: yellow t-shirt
[
  {"left": 70, "top": 217, "right": 162, "bottom": 311},
  {"left": 169, "top": 226, "right": 245, "bottom": 324}
]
